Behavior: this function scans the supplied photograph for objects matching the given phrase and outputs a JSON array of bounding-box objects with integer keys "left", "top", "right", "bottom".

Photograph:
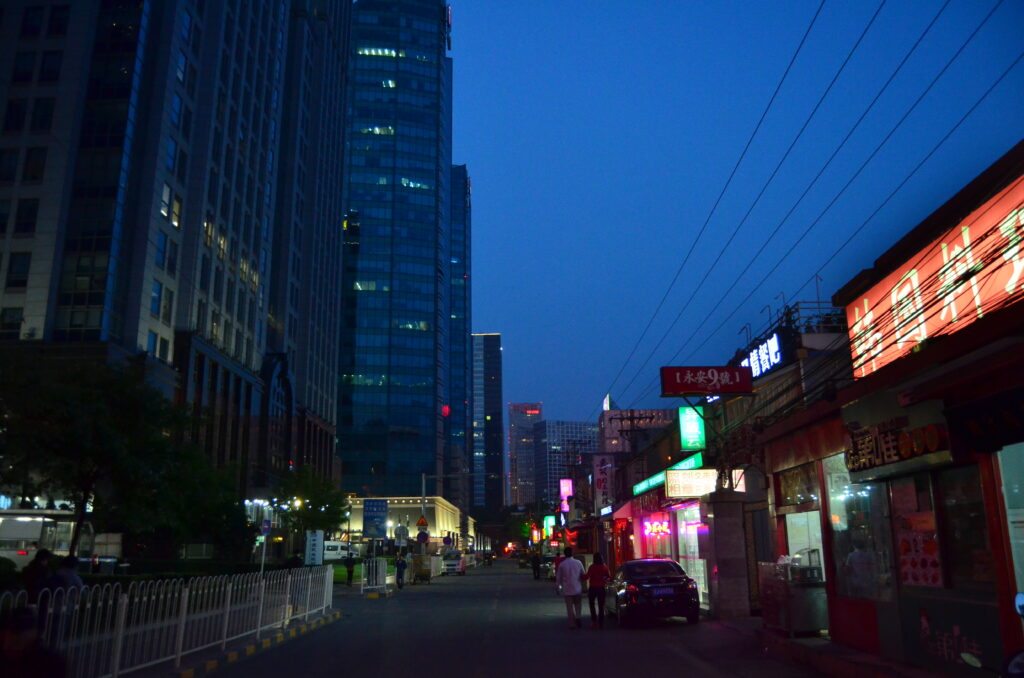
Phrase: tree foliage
[
  {"left": 270, "top": 466, "right": 349, "bottom": 539},
  {"left": 0, "top": 354, "right": 251, "bottom": 558}
]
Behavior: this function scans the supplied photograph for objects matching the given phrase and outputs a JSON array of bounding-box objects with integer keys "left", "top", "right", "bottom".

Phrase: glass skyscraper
[{"left": 339, "top": 0, "right": 459, "bottom": 498}]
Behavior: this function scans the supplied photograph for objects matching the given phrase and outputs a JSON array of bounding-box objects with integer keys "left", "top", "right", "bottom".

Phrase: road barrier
[
  {"left": 360, "top": 557, "right": 389, "bottom": 595},
  {"left": 0, "top": 565, "right": 333, "bottom": 678}
]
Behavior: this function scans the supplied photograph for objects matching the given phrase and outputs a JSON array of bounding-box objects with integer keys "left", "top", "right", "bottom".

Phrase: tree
[
  {"left": 270, "top": 466, "right": 349, "bottom": 543},
  {"left": 0, "top": 353, "right": 250, "bottom": 558}
]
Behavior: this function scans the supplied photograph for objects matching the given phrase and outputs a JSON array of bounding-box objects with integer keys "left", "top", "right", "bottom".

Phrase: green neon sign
[
  {"left": 542, "top": 515, "right": 556, "bottom": 538},
  {"left": 632, "top": 452, "right": 704, "bottom": 496},
  {"left": 679, "top": 406, "right": 705, "bottom": 451}
]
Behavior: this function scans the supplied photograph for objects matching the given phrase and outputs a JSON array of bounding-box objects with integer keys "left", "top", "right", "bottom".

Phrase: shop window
[
  {"left": 891, "top": 474, "right": 942, "bottom": 588},
  {"left": 777, "top": 462, "right": 819, "bottom": 506},
  {"left": 824, "top": 454, "right": 894, "bottom": 601},
  {"left": 997, "top": 443, "right": 1024, "bottom": 596},
  {"left": 785, "top": 511, "right": 825, "bottom": 581},
  {"left": 937, "top": 465, "right": 995, "bottom": 593}
]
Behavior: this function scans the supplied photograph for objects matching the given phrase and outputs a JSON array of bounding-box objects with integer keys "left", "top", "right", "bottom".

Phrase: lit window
[
  {"left": 160, "top": 183, "right": 171, "bottom": 218},
  {"left": 382, "top": 80, "right": 396, "bottom": 88},
  {"left": 171, "top": 194, "right": 182, "bottom": 228},
  {"left": 359, "top": 125, "right": 394, "bottom": 136}
]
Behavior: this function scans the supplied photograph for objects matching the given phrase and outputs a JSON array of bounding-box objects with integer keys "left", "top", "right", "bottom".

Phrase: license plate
[{"left": 653, "top": 587, "right": 674, "bottom": 596}]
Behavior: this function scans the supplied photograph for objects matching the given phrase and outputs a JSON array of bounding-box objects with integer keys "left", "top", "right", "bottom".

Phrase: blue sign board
[
  {"left": 416, "top": 531, "right": 429, "bottom": 544},
  {"left": 362, "top": 499, "right": 388, "bottom": 539},
  {"left": 260, "top": 519, "right": 272, "bottom": 536}
]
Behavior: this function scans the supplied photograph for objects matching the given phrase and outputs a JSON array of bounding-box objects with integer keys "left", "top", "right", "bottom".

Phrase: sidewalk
[{"left": 720, "top": 617, "right": 936, "bottom": 678}]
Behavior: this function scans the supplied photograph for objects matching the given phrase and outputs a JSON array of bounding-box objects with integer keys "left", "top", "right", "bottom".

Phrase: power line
[
  {"left": 624, "top": 0, "right": 1013, "bottom": 406},
  {"left": 588, "top": 0, "right": 828, "bottom": 422}
]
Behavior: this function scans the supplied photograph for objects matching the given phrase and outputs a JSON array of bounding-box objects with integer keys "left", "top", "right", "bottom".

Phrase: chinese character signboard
[
  {"left": 846, "top": 175, "right": 1024, "bottom": 378},
  {"left": 304, "top": 529, "right": 324, "bottom": 566},
  {"left": 678, "top": 406, "right": 705, "bottom": 450},
  {"left": 666, "top": 469, "right": 747, "bottom": 498},
  {"left": 592, "top": 455, "right": 614, "bottom": 515},
  {"left": 362, "top": 499, "right": 388, "bottom": 539},
  {"left": 739, "top": 332, "right": 786, "bottom": 379},
  {"left": 559, "top": 478, "right": 573, "bottom": 513},
  {"left": 661, "top": 366, "right": 753, "bottom": 396}
]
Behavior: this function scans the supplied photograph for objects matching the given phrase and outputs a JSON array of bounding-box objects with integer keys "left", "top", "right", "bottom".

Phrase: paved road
[{"left": 215, "top": 560, "right": 818, "bottom": 678}]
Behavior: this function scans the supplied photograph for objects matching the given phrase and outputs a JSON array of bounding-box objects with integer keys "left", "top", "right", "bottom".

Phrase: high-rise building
[
  {"left": 533, "top": 420, "right": 599, "bottom": 508},
  {"left": 508, "top": 402, "right": 543, "bottom": 505},
  {"left": 471, "top": 333, "right": 503, "bottom": 510},
  {"left": 267, "top": 1, "right": 352, "bottom": 485},
  {"left": 445, "top": 165, "right": 472, "bottom": 510},
  {"left": 338, "top": 0, "right": 459, "bottom": 498},
  {"left": 0, "top": 1, "right": 351, "bottom": 496}
]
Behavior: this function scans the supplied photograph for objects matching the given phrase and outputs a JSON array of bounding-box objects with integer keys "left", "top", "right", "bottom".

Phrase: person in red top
[{"left": 583, "top": 553, "right": 611, "bottom": 628}]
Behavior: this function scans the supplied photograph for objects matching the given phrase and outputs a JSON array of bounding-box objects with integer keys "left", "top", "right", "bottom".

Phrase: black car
[{"left": 607, "top": 558, "right": 700, "bottom": 626}]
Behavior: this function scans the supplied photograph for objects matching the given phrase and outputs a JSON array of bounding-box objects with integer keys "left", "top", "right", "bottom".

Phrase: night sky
[{"left": 452, "top": 1, "right": 1024, "bottom": 422}]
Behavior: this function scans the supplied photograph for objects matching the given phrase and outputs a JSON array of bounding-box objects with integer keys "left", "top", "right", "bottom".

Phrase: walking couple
[{"left": 554, "top": 548, "right": 610, "bottom": 629}]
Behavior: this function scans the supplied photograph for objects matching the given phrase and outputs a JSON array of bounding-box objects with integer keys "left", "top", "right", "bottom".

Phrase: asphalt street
[{"left": 213, "top": 559, "right": 819, "bottom": 678}]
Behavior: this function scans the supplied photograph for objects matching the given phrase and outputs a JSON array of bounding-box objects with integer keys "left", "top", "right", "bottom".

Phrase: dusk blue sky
[{"left": 452, "top": 1, "right": 1024, "bottom": 422}]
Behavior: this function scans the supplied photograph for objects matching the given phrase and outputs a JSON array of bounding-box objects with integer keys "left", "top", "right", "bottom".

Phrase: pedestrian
[
  {"left": 554, "top": 547, "right": 585, "bottom": 629},
  {"left": 284, "top": 550, "right": 303, "bottom": 569},
  {"left": 583, "top": 552, "right": 611, "bottom": 629},
  {"left": 530, "top": 551, "right": 541, "bottom": 580},
  {"left": 21, "top": 550, "right": 52, "bottom": 601},
  {"left": 342, "top": 554, "right": 356, "bottom": 587},
  {"left": 395, "top": 552, "right": 408, "bottom": 589},
  {"left": 0, "top": 606, "right": 67, "bottom": 677}
]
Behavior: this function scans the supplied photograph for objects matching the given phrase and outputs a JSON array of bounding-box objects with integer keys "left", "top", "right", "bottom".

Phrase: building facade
[
  {"left": 0, "top": 1, "right": 351, "bottom": 497},
  {"left": 532, "top": 419, "right": 598, "bottom": 508},
  {"left": 507, "top": 402, "right": 542, "bottom": 506},
  {"left": 445, "top": 164, "right": 471, "bottom": 509},
  {"left": 471, "top": 333, "right": 503, "bottom": 510},
  {"left": 338, "top": 0, "right": 457, "bottom": 498}
]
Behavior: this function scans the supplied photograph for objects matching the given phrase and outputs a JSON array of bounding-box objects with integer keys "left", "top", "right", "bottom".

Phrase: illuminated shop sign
[
  {"left": 740, "top": 332, "right": 784, "bottom": 379},
  {"left": 542, "top": 515, "right": 556, "bottom": 538},
  {"left": 559, "top": 479, "right": 573, "bottom": 513},
  {"left": 660, "top": 366, "right": 753, "bottom": 396},
  {"left": 846, "top": 176, "right": 1024, "bottom": 378},
  {"left": 643, "top": 520, "right": 671, "bottom": 536},
  {"left": 678, "top": 406, "right": 705, "bottom": 451},
  {"left": 632, "top": 452, "right": 704, "bottom": 496},
  {"left": 665, "top": 469, "right": 746, "bottom": 498},
  {"left": 600, "top": 505, "right": 613, "bottom": 516}
]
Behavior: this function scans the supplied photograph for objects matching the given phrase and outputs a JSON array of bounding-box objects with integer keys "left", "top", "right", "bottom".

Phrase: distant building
[
  {"left": 508, "top": 403, "right": 543, "bottom": 505},
  {"left": 533, "top": 420, "right": 598, "bottom": 508},
  {"left": 446, "top": 166, "right": 472, "bottom": 511},
  {"left": 338, "top": 0, "right": 463, "bottom": 499},
  {"left": 471, "top": 333, "right": 503, "bottom": 509}
]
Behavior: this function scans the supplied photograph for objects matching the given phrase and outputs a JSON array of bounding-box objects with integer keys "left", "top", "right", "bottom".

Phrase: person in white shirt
[{"left": 555, "top": 547, "right": 585, "bottom": 629}]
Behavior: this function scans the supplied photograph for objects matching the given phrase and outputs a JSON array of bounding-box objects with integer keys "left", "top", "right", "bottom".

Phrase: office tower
[
  {"left": 0, "top": 1, "right": 350, "bottom": 496},
  {"left": 339, "top": 0, "right": 456, "bottom": 498},
  {"left": 471, "top": 333, "right": 503, "bottom": 510},
  {"left": 533, "top": 420, "right": 599, "bottom": 508},
  {"left": 508, "top": 403, "right": 543, "bottom": 506},
  {"left": 267, "top": 2, "right": 351, "bottom": 485},
  {"left": 446, "top": 165, "right": 472, "bottom": 509}
]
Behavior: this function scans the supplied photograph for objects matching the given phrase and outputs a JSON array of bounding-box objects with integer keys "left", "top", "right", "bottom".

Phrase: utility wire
[
  {"left": 625, "top": 0, "right": 1011, "bottom": 406},
  {"left": 614, "top": 0, "right": 889, "bottom": 402},
  {"left": 588, "top": 0, "right": 828, "bottom": 422}
]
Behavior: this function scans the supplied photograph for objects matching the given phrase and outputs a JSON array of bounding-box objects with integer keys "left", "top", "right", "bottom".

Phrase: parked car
[
  {"left": 441, "top": 550, "right": 467, "bottom": 575},
  {"left": 607, "top": 559, "right": 700, "bottom": 626}
]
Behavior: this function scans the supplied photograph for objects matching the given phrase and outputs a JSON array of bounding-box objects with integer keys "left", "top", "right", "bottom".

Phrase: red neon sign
[
  {"left": 847, "top": 175, "right": 1024, "bottom": 378},
  {"left": 643, "top": 520, "right": 671, "bottom": 536}
]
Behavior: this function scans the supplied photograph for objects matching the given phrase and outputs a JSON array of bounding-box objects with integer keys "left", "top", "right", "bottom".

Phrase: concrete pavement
[{"left": 209, "top": 559, "right": 819, "bottom": 678}]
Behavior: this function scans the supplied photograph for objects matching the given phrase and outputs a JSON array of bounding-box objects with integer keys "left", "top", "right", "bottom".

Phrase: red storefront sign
[
  {"left": 846, "top": 174, "right": 1024, "bottom": 378},
  {"left": 660, "top": 366, "right": 753, "bottom": 396}
]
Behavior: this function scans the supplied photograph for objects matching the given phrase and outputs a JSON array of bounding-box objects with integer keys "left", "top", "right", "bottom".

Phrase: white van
[{"left": 323, "top": 541, "right": 358, "bottom": 560}]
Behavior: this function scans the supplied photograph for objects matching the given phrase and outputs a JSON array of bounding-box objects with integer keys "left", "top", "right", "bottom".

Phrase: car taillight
[
  {"left": 627, "top": 584, "right": 638, "bottom": 593},
  {"left": 17, "top": 550, "right": 29, "bottom": 556}
]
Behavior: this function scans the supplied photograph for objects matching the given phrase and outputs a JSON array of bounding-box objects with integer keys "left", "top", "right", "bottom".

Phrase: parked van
[{"left": 323, "top": 541, "right": 358, "bottom": 560}]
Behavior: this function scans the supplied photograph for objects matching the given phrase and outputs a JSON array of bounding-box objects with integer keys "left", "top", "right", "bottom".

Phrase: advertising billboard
[{"left": 661, "top": 366, "right": 753, "bottom": 396}]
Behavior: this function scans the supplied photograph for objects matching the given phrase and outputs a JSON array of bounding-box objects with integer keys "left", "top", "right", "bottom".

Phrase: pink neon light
[{"left": 643, "top": 520, "right": 671, "bottom": 537}]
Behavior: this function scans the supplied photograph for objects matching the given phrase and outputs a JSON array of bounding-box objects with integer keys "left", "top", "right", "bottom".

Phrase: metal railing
[
  {"left": 0, "top": 565, "right": 333, "bottom": 678},
  {"left": 360, "top": 557, "right": 389, "bottom": 594}
]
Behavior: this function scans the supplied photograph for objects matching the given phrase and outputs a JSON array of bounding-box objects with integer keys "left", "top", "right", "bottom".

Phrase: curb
[
  {"left": 175, "top": 611, "right": 343, "bottom": 678},
  {"left": 755, "top": 628, "right": 935, "bottom": 678}
]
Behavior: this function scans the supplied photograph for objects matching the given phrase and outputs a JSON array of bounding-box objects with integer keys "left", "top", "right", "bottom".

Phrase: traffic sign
[
  {"left": 416, "top": 515, "right": 428, "bottom": 527},
  {"left": 261, "top": 519, "right": 271, "bottom": 536},
  {"left": 416, "top": 531, "right": 429, "bottom": 544},
  {"left": 442, "top": 536, "right": 452, "bottom": 546}
]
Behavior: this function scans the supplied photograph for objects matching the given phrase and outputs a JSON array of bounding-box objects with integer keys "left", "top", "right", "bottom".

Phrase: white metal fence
[
  {"left": 0, "top": 566, "right": 333, "bottom": 678},
  {"left": 360, "top": 557, "right": 389, "bottom": 594}
]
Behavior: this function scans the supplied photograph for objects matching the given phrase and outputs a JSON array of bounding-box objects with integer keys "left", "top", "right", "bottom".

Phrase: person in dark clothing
[
  {"left": 530, "top": 551, "right": 541, "bottom": 580},
  {"left": 0, "top": 606, "right": 67, "bottom": 678},
  {"left": 284, "top": 551, "right": 303, "bottom": 569},
  {"left": 583, "top": 553, "right": 611, "bottom": 629},
  {"left": 21, "top": 550, "right": 52, "bottom": 600},
  {"left": 342, "top": 555, "right": 356, "bottom": 586},
  {"left": 46, "top": 556, "right": 84, "bottom": 590},
  {"left": 395, "top": 554, "right": 407, "bottom": 589}
]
